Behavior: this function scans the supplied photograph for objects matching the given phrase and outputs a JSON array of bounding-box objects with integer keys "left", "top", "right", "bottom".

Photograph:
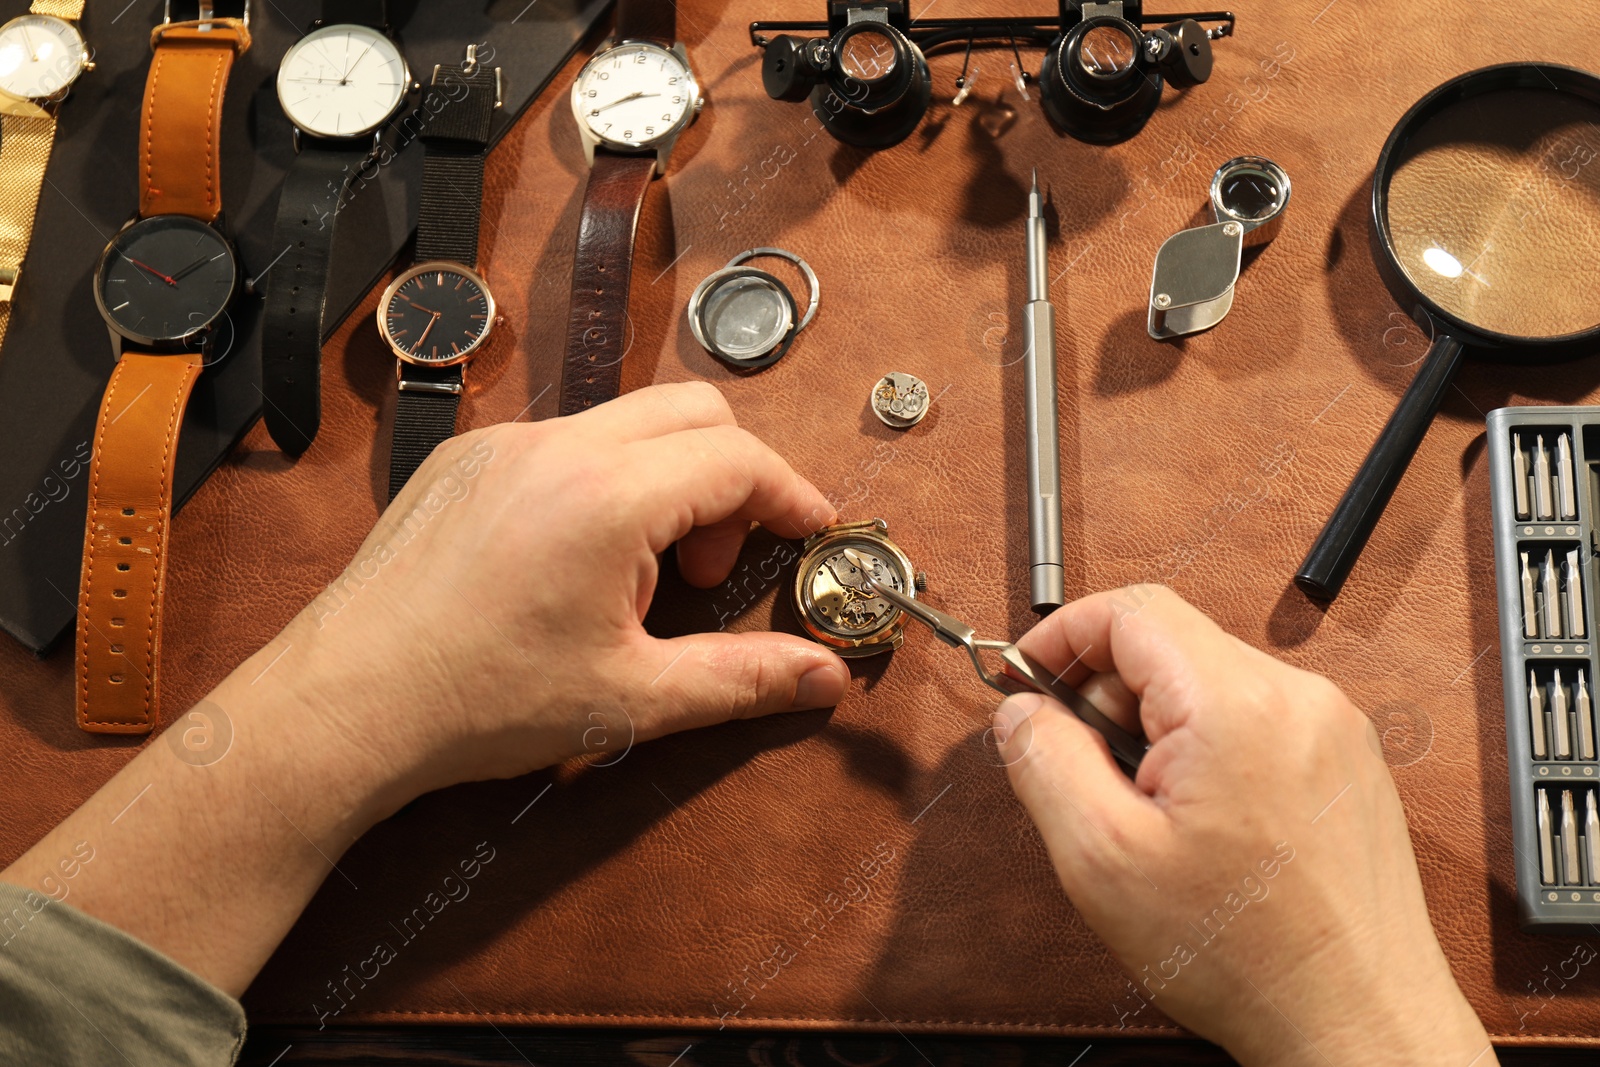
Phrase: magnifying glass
[{"left": 1296, "top": 63, "right": 1600, "bottom": 601}]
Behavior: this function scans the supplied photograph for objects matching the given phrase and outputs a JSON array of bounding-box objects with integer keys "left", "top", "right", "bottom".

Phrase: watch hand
[
  {"left": 126, "top": 257, "right": 178, "bottom": 287},
  {"left": 170, "top": 255, "right": 215, "bottom": 283},
  {"left": 595, "top": 91, "right": 660, "bottom": 113},
  {"left": 341, "top": 41, "right": 376, "bottom": 84},
  {"left": 405, "top": 300, "right": 438, "bottom": 315},
  {"left": 20, "top": 25, "right": 39, "bottom": 61},
  {"left": 414, "top": 311, "right": 441, "bottom": 349}
]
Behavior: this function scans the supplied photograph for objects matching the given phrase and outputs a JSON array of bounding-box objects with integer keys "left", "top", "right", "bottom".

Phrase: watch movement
[{"left": 793, "top": 519, "right": 919, "bottom": 657}]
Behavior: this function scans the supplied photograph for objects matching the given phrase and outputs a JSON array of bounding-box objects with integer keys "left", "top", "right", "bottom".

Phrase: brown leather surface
[
  {"left": 75, "top": 353, "right": 203, "bottom": 734},
  {"left": 618, "top": 0, "right": 676, "bottom": 46},
  {"left": 559, "top": 150, "right": 659, "bottom": 414},
  {"left": 138, "top": 21, "right": 249, "bottom": 222},
  {"left": 4, "top": 0, "right": 1600, "bottom": 1044}
]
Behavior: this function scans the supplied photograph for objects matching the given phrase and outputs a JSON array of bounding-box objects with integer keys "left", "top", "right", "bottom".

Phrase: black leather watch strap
[
  {"left": 617, "top": 0, "right": 674, "bottom": 45},
  {"left": 390, "top": 365, "right": 463, "bottom": 501},
  {"left": 261, "top": 142, "right": 369, "bottom": 455},
  {"left": 416, "top": 65, "right": 498, "bottom": 268},
  {"left": 322, "top": 0, "right": 386, "bottom": 27}
]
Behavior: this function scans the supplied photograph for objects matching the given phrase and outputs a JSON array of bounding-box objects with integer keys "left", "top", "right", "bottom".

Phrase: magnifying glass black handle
[{"left": 1295, "top": 333, "right": 1466, "bottom": 601}]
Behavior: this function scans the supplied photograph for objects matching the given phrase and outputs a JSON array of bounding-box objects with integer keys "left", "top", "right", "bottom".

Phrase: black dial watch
[
  {"left": 262, "top": 0, "right": 412, "bottom": 455},
  {"left": 94, "top": 215, "right": 238, "bottom": 348},
  {"left": 377, "top": 47, "right": 501, "bottom": 501}
]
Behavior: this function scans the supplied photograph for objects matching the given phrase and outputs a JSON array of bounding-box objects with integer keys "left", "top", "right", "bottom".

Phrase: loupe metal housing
[
  {"left": 1297, "top": 63, "right": 1600, "bottom": 601},
  {"left": 1147, "top": 156, "right": 1289, "bottom": 339},
  {"left": 752, "top": 1, "right": 1234, "bottom": 149},
  {"left": 687, "top": 248, "right": 820, "bottom": 371}
]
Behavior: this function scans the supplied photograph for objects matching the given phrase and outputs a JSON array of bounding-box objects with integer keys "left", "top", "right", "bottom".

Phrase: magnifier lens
[
  {"left": 1218, "top": 167, "right": 1282, "bottom": 219},
  {"left": 1384, "top": 87, "right": 1600, "bottom": 340},
  {"left": 839, "top": 28, "right": 897, "bottom": 81},
  {"left": 1077, "top": 25, "right": 1136, "bottom": 79},
  {"left": 703, "top": 277, "right": 791, "bottom": 360}
]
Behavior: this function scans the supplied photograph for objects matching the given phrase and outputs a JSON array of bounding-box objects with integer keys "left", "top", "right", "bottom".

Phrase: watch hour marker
[
  {"left": 436, "top": 273, "right": 444, "bottom": 286},
  {"left": 112, "top": 300, "right": 129, "bottom": 311},
  {"left": 470, "top": 313, "right": 486, "bottom": 319}
]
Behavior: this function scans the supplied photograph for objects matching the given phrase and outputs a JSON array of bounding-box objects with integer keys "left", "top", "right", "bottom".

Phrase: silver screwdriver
[
  {"left": 1563, "top": 790, "right": 1581, "bottom": 886},
  {"left": 1539, "top": 789, "right": 1556, "bottom": 885},
  {"left": 1558, "top": 433, "right": 1577, "bottom": 520},
  {"left": 1521, "top": 551, "right": 1538, "bottom": 638},
  {"left": 1513, "top": 432, "right": 1531, "bottom": 519},
  {"left": 1022, "top": 169, "right": 1064, "bottom": 615},
  {"left": 1579, "top": 671, "right": 1595, "bottom": 762},
  {"left": 1530, "top": 669, "right": 1548, "bottom": 760},
  {"left": 1535, "top": 435, "right": 1554, "bottom": 520},
  {"left": 1543, "top": 551, "right": 1562, "bottom": 639},
  {"left": 1587, "top": 790, "right": 1599, "bottom": 886},
  {"left": 1568, "top": 546, "right": 1587, "bottom": 639},
  {"left": 1553, "top": 670, "right": 1572, "bottom": 760}
]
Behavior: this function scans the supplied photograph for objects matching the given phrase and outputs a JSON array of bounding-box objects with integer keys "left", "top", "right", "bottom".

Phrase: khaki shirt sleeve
[{"left": 0, "top": 881, "right": 246, "bottom": 1065}]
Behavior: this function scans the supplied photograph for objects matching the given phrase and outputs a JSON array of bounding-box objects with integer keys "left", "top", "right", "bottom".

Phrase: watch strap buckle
[
  {"left": 0, "top": 265, "right": 18, "bottom": 304},
  {"left": 157, "top": 0, "right": 250, "bottom": 36}
]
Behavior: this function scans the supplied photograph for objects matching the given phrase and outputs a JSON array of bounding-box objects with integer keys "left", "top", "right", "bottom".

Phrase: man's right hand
[{"left": 993, "top": 586, "right": 1495, "bottom": 1067}]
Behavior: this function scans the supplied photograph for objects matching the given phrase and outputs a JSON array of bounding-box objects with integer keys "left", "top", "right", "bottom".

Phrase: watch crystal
[
  {"left": 0, "top": 14, "right": 84, "bottom": 100},
  {"left": 277, "top": 24, "right": 407, "bottom": 139},
  {"left": 94, "top": 216, "right": 237, "bottom": 345},
  {"left": 574, "top": 42, "right": 694, "bottom": 149},
  {"left": 381, "top": 264, "right": 494, "bottom": 365}
]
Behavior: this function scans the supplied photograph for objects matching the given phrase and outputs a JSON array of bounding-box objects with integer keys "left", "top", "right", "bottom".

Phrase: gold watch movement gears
[
  {"left": 793, "top": 519, "right": 919, "bottom": 656},
  {"left": 871, "top": 372, "right": 930, "bottom": 429}
]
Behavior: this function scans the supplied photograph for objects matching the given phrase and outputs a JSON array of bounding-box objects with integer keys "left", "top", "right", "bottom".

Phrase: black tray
[{"left": 0, "top": 0, "right": 609, "bottom": 654}]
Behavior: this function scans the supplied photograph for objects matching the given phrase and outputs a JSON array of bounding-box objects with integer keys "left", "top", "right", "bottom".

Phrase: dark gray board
[{"left": 0, "top": 0, "right": 609, "bottom": 653}]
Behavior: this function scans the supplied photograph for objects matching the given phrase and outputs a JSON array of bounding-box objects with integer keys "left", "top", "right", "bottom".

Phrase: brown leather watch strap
[
  {"left": 558, "top": 151, "right": 657, "bottom": 415},
  {"left": 76, "top": 353, "right": 204, "bottom": 735},
  {"left": 138, "top": 20, "right": 250, "bottom": 221},
  {"left": 616, "top": 0, "right": 674, "bottom": 45}
]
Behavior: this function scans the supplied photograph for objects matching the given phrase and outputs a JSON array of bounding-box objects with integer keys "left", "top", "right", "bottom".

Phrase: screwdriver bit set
[{"left": 1489, "top": 409, "right": 1600, "bottom": 929}]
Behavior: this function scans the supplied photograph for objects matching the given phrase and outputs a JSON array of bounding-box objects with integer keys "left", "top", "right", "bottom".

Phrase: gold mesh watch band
[
  {"left": 29, "top": 0, "right": 85, "bottom": 19},
  {"left": 0, "top": 112, "right": 57, "bottom": 347}
]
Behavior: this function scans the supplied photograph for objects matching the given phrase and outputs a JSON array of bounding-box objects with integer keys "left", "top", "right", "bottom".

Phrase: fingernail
[
  {"left": 792, "top": 664, "right": 846, "bottom": 710},
  {"left": 993, "top": 692, "right": 1045, "bottom": 745}
]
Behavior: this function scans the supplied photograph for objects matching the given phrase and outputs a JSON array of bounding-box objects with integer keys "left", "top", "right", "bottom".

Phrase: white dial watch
[
  {"left": 570, "top": 39, "right": 701, "bottom": 171},
  {"left": 0, "top": 0, "right": 90, "bottom": 339},
  {"left": 276, "top": 21, "right": 409, "bottom": 143}
]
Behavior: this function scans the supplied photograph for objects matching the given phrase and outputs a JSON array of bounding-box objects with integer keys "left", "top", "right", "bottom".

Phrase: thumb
[
  {"left": 635, "top": 632, "right": 849, "bottom": 738},
  {"left": 995, "top": 691, "right": 1159, "bottom": 896}
]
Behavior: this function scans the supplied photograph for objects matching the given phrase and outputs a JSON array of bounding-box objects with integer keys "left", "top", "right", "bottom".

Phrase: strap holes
[
  {"left": 116, "top": 563, "right": 129, "bottom": 572},
  {"left": 121, "top": 507, "right": 136, "bottom": 516},
  {"left": 298, "top": 240, "right": 306, "bottom": 248},
  {"left": 110, "top": 644, "right": 123, "bottom": 654},
  {"left": 118, "top": 537, "right": 131, "bottom": 545},
  {"left": 110, "top": 618, "right": 124, "bottom": 627},
  {"left": 109, "top": 674, "right": 124, "bottom": 684},
  {"left": 113, "top": 589, "right": 127, "bottom": 599}
]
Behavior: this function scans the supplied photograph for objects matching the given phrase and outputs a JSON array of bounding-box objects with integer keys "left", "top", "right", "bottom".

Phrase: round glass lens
[
  {"left": 702, "top": 277, "right": 790, "bottom": 360},
  {"left": 838, "top": 28, "right": 896, "bottom": 82},
  {"left": 1218, "top": 167, "right": 1281, "bottom": 220},
  {"left": 1077, "top": 25, "right": 1135, "bottom": 79},
  {"left": 1383, "top": 86, "right": 1600, "bottom": 339}
]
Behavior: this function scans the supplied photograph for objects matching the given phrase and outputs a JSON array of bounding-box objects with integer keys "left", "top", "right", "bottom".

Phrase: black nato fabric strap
[
  {"left": 388, "top": 66, "right": 497, "bottom": 500},
  {"left": 389, "top": 365, "right": 463, "bottom": 502},
  {"left": 261, "top": 142, "right": 370, "bottom": 455},
  {"left": 320, "top": 0, "right": 386, "bottom": 28},
  {"left": 414, "top": 65, "right": 498, "bottom": 268}
]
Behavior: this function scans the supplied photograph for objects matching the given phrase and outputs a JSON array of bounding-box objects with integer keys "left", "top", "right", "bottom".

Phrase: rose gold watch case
[
  {"left": 377, "top": 260, "right": 497, "bottom": 368},
  {"left": 793, "top": 519, "right": 914, "bottom": 657}
]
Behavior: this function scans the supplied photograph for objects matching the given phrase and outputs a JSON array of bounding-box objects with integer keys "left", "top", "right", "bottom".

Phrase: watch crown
[{"left": 914, "top": 571, "right": 928, "bottom": 593}]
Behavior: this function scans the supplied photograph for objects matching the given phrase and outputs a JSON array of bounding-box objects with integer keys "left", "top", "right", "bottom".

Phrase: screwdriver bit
[
  {"left": 1535, "top": 435, "right": 1554, "bottom": 520},
  {"left": 1580, "top": 671, "right": 1595, "bottom": 762},
  {"left": 1542, "top": 551, "right": 1562, "bottom": 639},
  {"left": 1540, "top": 789, "right": 1556, "bottom": 885},
  {"left": 1521, "top": 551, "right": 1538, "bottom": 638},
  {"left": 1513, "top": 432, "right": 1531, "bottom": 520},
  {"left": 1568, "top": 547, "right": 1587, "bottom": 639},
  {"left": 1563, "top": 790, "right": 1581, "bottom": 886},
  {"left": 1554, "top": 670, "right": 1572, "bottom": 760},
  {"left": 1558, "top": 434, "right": 1578, "bottom": 520},
  {"left": 1530, "top": 669, "right": 1548, "bottom": 760}
]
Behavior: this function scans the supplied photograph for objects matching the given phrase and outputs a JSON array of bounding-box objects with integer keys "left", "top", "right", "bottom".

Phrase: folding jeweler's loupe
[
  {"left": 1147, "top": 156, "right": 1289, "bottom": 339},
  {"left": 687, "top": 248, "right": 820, "bottom": 370}
]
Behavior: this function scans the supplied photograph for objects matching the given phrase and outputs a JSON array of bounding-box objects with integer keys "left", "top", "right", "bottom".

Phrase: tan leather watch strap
[
  {"left": 558, "top": 151, "right": 656, "bottom": 415},
  {"left": 138, "top": 20, "right": 250, "bottom": 221},
  {"left": 76, "top": 353, "right": 203, "bottom": 734},
  {"left": 616, "top": 0, "right": 673, "bottom": 46},
  {"left": 0, "top": 113, "right": 54, "bottom": 352}
]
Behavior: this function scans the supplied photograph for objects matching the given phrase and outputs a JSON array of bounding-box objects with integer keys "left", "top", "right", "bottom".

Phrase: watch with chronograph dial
[
  {"left": 262, "top": 0, "right": 413, "bottom": 455},
  {"left": 0, "top": 0, "right": 92, "bottom": 351},
  {"left": 558, "top": 0, "right": 701, "bottom": 416},
  {"left": 77, "top": 1, "right": 251, "bottom": 736},
  {"left": 378, "top": 49, "right": 501, "bottom": 502}
]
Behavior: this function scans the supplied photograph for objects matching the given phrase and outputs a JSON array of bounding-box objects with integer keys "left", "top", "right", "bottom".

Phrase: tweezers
[{"left": 843, "top": 549, "right": 1147, "bottom": 772}]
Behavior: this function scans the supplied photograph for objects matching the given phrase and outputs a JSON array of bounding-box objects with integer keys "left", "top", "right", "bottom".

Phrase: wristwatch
[
  {"left": 0, "top": 0, "right": 92, "bottom": 352},
  {"left": 558, "top": 0, "right": 701, "bottom": 415},
  {"left": 77, "top": 1, "right": 250, "bottom": 735},
  {"left": 377, "top": 46, "right": 500, "bottom": 501},
  {"left": 262, "top": 0, "right": 412, "bottom": 455},
  {"left": 793, "top": 519, "right": 918, "bottom": 657}
]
